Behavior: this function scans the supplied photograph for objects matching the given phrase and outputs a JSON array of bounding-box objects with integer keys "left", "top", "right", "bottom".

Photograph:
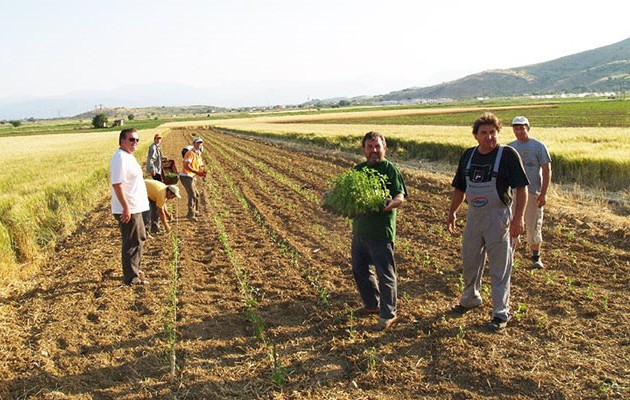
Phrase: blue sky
[{"left": 1, "top": 0, "right": 628, "bottom": 105}]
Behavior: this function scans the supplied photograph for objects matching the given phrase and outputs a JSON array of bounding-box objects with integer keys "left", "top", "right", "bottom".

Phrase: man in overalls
[{"left": 447, "top": 113, "right": 529, "bottom": 330}]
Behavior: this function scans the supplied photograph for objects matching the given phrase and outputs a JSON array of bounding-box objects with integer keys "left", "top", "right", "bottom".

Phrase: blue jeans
[{"left": 351, "top": 236, "right": 397, "bottom": 319}]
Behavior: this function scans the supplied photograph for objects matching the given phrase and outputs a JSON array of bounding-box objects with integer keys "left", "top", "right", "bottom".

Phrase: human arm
[
  {"left": 184, "top": 153, "right": 206, "bottom": 177},
  {"left": 112, "top": 183, "right": 131, "bottom": 223},
  {"left": 537, "top": 163, "right": 551, "bottom": 207},
  {"left": 510, "top": 186, "right": 527, "bottom": 237},
  {"left": 382, "top": 162, "right": 407, "bottom": 212},
  {"left": 158, "top": 206, "right": 171, "bottom": 232},
  {"left": 383, "top": 193, "right": 404, "bottom": 212},
  {"left": 447, "top": 188, "right": 465, "bottom": 235}
]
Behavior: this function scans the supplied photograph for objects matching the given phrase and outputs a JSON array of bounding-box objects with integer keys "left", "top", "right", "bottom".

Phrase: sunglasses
[{"left": 128, "top": 137, "right": 140, "bottom": 143}]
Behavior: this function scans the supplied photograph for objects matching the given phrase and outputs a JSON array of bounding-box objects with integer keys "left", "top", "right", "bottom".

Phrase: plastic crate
[{"left": 161, "top": 159, "right": 179, "bottom": 185}]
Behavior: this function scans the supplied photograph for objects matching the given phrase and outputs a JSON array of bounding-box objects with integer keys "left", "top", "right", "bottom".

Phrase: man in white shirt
[
  {"left": 110, "top": 128, "right": 151, "bottom": 285},
  {"left": 509, "top": 116, "right": 552, "bottom": 269}
]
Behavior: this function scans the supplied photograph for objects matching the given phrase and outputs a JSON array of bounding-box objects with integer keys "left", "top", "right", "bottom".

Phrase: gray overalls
[{"left": 460, "top": 146, "right": 512, "bottom": 321}]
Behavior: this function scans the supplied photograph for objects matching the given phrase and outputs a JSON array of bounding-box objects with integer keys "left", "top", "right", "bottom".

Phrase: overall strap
[
  {"left": 491, "top": 146, "right": 504, "bottom": 177},
  {"left": 465, "top": 146, "right": 478, "bottom": 173}
]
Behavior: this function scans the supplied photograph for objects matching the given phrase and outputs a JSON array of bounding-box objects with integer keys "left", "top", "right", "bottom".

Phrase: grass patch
[{"left": 0, "top": 128, "right": 163, "bottom": 282}]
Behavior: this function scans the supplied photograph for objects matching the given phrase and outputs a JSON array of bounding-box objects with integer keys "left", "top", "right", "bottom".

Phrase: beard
[{"left": 367, "top": 154, "right": 383, "bottom": 164}]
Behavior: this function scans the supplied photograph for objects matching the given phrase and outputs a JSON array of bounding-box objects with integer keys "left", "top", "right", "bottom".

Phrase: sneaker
[
  {"left": 187, "top": 215, "right": 198, "bottom": 221},
  {"left": 487, "top": 316, "right": 509, "bottom": 331},
  {"left": 451, "top": 304, "right": 479, "bottom": 315},
  {"left": 531, "top": 260, "right": 544, "bottom": 269},
  {"left": 374, "top": 316, "right": 397, "bottom": 331},
  {"left": 128, "top": 277, "right": 149, "bottom": 286},
  {"left": 353, "top": 307, "right": 380, "bottom": 318}
]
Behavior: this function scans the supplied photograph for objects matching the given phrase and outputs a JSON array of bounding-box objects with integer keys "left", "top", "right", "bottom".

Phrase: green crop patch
[{"left": 323, "top": 169, "right": 390, "bottom": 218}]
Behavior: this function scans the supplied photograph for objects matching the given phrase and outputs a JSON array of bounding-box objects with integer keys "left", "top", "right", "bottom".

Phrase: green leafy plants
[
  {"left": 366, "top": 347, "right": 378, "bottom": 372},
  {"left": 323, "top": 168, "right": 390, "bottom": 218},
  {"left": 514, "top": 302, "right": 528, "bottom": 320}
]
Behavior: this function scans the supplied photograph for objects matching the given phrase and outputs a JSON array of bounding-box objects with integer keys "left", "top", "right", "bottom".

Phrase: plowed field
[{"left": 1, "top": 128, "right": 628, "bottom": 399}]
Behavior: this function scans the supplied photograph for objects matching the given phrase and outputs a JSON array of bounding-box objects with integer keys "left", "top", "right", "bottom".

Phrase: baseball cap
[
  {"left": 167, "top": 185, "right": 181, "bottom": 198},
  {"left": 193, "top": 136, "right": 204, "bottom": 143},
  {"left": 154, "top": 133, "right": 162, "bottom": 139},
  {"left": 512, "top": 116, "right": 530, "bottom": 126}
]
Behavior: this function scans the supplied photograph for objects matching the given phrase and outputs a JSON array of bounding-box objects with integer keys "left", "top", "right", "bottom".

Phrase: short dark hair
[
  {"left": 472, "top": 113, "right": 502, "bottom": 134},
  {"left": 361, "top": 131, "right": 386, "bottom": 147},
  {"left": 119, "top": 128, "right": 138, "bottom": 145}
]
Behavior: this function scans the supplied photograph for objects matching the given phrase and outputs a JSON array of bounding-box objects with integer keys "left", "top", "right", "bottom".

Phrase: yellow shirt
[
  {"left": 182, "top": 149, "right": 203, "bottom": 177},
  {"left": 145, "top": 179, "right": 168, "bottom": 208}
]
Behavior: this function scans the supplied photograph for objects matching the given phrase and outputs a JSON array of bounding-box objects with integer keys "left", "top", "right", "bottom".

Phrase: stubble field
[{"left": 0, "top": 128, "right": 628, "bottom": 399}]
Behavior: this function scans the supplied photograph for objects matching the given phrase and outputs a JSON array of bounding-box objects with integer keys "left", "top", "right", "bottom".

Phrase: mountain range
[
  {"left": 1, "top": 37, "right": 628, "bottom": 120},
  {"left": 373, "top": 37, "right": 629, "bottom": 102}
]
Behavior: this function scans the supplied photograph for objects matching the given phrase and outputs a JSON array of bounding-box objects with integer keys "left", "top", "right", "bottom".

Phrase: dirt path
[{"left": 1, "top": 128, "right": 628, "bottom": 399}]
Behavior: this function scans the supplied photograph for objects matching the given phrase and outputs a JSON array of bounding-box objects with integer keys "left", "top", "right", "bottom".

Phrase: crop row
[{"left": 201, "top": 141, "right": 332, "bottom": 307}]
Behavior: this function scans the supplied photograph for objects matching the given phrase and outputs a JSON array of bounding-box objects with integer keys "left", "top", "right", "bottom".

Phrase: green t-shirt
[{"left": 352, "top": 159, "right": 407, "bottom": 242}]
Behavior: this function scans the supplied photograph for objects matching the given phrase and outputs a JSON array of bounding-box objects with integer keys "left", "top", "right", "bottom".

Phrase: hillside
[{"left": 376, "top": 37, "right": 630, "bottom": 101}]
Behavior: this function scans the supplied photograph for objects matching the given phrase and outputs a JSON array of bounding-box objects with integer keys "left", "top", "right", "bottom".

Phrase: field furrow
[{"left": 0, "top": 127, "right": 627, "bottom": 399}]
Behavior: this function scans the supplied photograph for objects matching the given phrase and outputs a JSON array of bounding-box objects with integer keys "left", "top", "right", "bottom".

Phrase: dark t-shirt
[
  {"left": 352, "top": 159, "right": 407, "bottom": 242},
  {"left": 451, "top": 145, "right": 529, "bottom": 206}
]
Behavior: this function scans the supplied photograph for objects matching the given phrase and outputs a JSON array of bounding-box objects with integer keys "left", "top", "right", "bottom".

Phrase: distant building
[{"left": 112, "top": 119, "right": 124, "bottom": 127}]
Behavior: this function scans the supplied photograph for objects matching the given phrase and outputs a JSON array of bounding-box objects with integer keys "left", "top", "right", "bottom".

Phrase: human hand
[
  {"left": 447, "top": 213, "right": 458, "bottom": 235},
  {"left": 383, "top": 198, "right": 402, "bottom": 212},
  {"left": 121, "top": 208, "right": 131, "bottom": 224},
  {"left": 509, "top": 218, "right": 524, "bottom": 238}
]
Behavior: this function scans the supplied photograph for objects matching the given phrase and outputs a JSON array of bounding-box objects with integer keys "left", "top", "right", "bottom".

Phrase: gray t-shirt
[{"left": 508, "top": 138, "right": 551, "bottom": 194}]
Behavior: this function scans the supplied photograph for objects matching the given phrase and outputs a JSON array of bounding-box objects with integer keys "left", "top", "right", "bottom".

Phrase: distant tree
[
  {"left": 338, "top": 100, "right": 351, "bottom": 107},
  {"left": 128, "top": 114, "right": 135, "bottom": 120},
  {"left": 92, "top": 113, "right": 108, "bottom": 129},
  {"left": 9, "top": 120, "right": 22, "bottom": 127},
  {"left": 26, "top": 117, "right": 36, "bottom": 122}
]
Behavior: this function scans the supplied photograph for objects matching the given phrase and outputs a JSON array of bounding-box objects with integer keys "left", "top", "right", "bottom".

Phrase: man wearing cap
[
  {"left": 180, "top": 137, "right": 206, "bottom": 221},
  {"left": 447, "top": 113, "right": 529, "bottom": 331},
  {"left": 146, "top": 133, "right": 164, "bottom": 181},
  {"left": 509, "top": 116, "right": 552, "bottom": 269},
  {"left": 144, "top": 179, "right": 181, "bottom": 234}
]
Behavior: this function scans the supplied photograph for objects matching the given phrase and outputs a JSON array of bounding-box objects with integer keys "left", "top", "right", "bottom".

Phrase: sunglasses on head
[{"left": 128, "top": 137, "right": 140, "bottom": 143}]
